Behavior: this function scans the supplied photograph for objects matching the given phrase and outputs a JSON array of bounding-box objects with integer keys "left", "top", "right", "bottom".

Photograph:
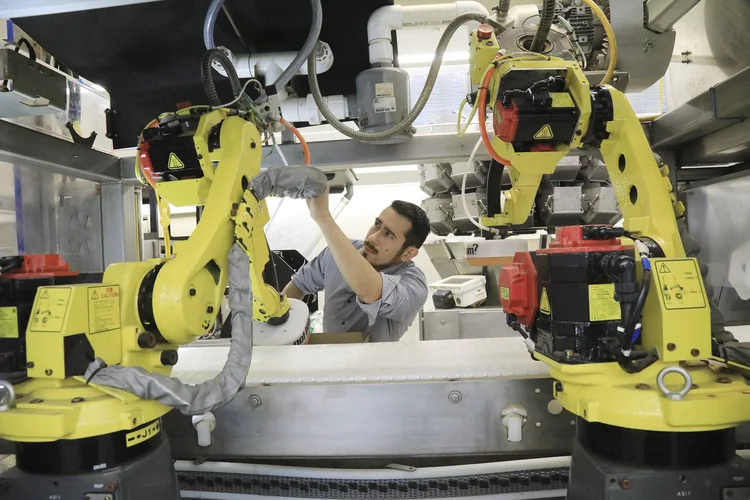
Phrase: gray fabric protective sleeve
[
  {"left": 84, "top": 244, "right": 253, "bottom": 416},
  {"left": 251, "top": 166, "right": 328, "bottom": 201}
]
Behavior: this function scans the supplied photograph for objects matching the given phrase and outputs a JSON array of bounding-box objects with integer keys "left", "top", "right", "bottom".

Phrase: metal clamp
[
  {"left": 656, "top": 366, "right": 692, "bottom": 401},
  {"left": 0, "top": 380, "right": 15, "bottom": 411}
]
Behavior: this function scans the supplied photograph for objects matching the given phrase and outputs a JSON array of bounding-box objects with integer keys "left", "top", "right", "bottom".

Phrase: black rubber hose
[
  {"left": 201, "top": 48, "right": 243, "bottom": 107},
  {"left": 530, "top": 0, "right": 556, "bottom": 53},
  {"left": 621, "top": 268, "right": 651, "bottom": 351}
]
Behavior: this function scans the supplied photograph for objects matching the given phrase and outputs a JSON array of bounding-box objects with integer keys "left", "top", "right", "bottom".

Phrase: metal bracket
[
  {"left": 65, "top": 122, "right": 97, "bottom": 149},
  {"left": 105, "top": 108, "right": 119, "bottom": 140}
]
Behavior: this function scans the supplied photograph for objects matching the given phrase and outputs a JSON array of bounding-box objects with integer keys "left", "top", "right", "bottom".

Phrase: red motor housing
[{"left": 499, "top": 251, "right": 538, "bottom": 327}]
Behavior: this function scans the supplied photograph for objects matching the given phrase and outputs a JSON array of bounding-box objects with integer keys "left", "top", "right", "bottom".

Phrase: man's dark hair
[{"left": 390, "top": 200, "right": 431, "bottom": 250}]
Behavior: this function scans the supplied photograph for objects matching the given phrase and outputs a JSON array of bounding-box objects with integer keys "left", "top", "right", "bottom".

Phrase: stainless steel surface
[
  {"left": 11, "top": 162, "right": 104, "bottom": 271},
  {"left": 101, "top": 183, "right": 142, "bottom": 267},
  {"left": 646, "top": 0, "right": 703, "bottom": 33},
  {"left": 449, "top": 161, "right": 488, "bottom": 191},
  {"left": 652, "top": 66, "right": 750, "bottom": 151},
  {"left": 684, "top": 175, "right": 750, "bottom": 324},
  {"left": 419, "top": 163, "right": 455, "bottom": 196},
  {"left": 423, "top": 240, "right": 485, "bottom": 278},
  {"left": 581, "top": 184, "right": 619, "bottom": 224},
  {"left": 609, "top": 0, "right": 676, "bottom": 92},
  {"left": 0, "top": 119, "right": 121, "bottom": 183},
  {"left": 537, "top": 185, "right": 583, "bottom": 227},
  {"left": 56, "top": 176, "right": 104, "bottom": 272},
  {"left": 680, "top": 118, "right": 750, "bottom": 165},
  {"left": 163, "top": 378, "right": 574, "bottom": 459},
  {"left": 421, "top": 196, "right": 456, "bottom": 236},
  {"left": 421, "top": 307, "right": 516, "bottom": 341},
  {"left": 0, "top": 0, "right": 163, "bottom": 17},
  {"left": 579, "top": 156, "right": 609, "bottom": 182},
  {"left": 452, "top": 191, "right": 487, "bottom": 233},
  {"left": 0, "top": 49, "right": 66, "bottom": 118},
  {"left": 542, "top": 157, "right": 582, "bottom": 183}
]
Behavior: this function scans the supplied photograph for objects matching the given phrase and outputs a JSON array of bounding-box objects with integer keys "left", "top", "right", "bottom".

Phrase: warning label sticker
[
  {"left": 550, "top": 92, "right": 575, "bottom": 108},
  {"left": 373, "top": 97, "right": 397, "bottom": 113},
  {"left": 30, "top": 287, "right": 71, "bottom": 332},
  {"left": 126, "top": 420, "right": 160, "bottom": 448},
  {"left": 540, "top": 287, "right": 551, "bottom": 315},
  {"left": 88, "top": 285, "right": 121, "bottom": 334},
  {"left": 588, "top": 283, "right": 621, "bottom": 322},
  {"left": 534, "top": 124, "right": 554, "bottom": 140},
  {"left": 653, "top": 259, "right": 707, "bottom": 310},
  {"left": 0, "top": 307, "right": 18, "bottom": 338},
  {"left": 500, "top": 287, "right": 510, "bottom": 300},
  {"left": 375, "top": 82, "right": 395, "bottom": 98},
  {"left": 168, "top": 152, "right": 185, "bottom": 170}
]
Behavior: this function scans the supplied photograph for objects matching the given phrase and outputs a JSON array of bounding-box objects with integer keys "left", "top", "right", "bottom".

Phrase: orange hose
[
  {"left": 478, "top": 66, "right": 510, "bottom": 166},
  {"left": 280, "top": 118, "right": 311, "bottom": 165}
]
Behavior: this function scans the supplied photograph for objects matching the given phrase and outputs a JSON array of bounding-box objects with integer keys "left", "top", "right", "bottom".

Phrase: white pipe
[
  {"left": 175, "top": 455, "right": 570, "bottom": 481},
  {"left": 280, "top": 94, "right": 349, "bottom": 126},
  {"left": 216, "top": 42, "right": 334, "bottom": 80},
  {"left": 192, "top": 412, "right": 216, "bottom": 447},
  {"left": 367, "top": 1, "right": 489, "bottom": 65}
]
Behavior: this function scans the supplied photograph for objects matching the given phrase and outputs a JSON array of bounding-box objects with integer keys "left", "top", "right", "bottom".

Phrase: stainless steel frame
[{"left": 163, "top": 378, "right": 575, "bottom": 461}]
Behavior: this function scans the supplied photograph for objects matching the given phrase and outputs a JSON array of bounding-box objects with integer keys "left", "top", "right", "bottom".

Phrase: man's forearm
[
  {"left": 283, "top": 281, "right": 305, "bottom": 300},
  {"left": 316, "top": 215, "right": 383, "bottom": 303}
]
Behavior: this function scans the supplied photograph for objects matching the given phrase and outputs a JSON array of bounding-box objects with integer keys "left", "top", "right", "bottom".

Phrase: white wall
[{"left": 265, "top": 181, "right": 440, "bottom": 343}]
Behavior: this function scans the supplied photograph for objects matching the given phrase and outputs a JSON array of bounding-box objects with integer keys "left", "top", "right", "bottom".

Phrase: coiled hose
[
  {"left": 203, "top": 0, "right": 322, "bottom": 92},
  {"left": 307, "top": 11, "right": 488, "bottom": 143},
  {"left": 530, "top": 0, "right": 556, "bottom": 53},
  {"left": 201, "top": 48, "right": 243, "bottom": 107}
]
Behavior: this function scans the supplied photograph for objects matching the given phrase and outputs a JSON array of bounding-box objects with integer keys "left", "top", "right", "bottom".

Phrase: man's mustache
[{"left": 364, "top": 241, "right": 378, "bottom": 254}]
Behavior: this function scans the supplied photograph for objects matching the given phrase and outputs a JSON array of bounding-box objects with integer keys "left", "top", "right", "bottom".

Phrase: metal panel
[
  {"left": 421, "top": 307, "right": 517, "bottom": 341},
  {"left": 652, "top": 66, "right": 750, "bottom": 151},
  {"left": 163, "top": 378, "right": 575, "bottom": 460},
  {"left": 609, "top": 0, "right": 676, "bottom": 93},
  {"left": 101, "top": 183, "right": 142, "bottom": 267},
  {"left": 0, "top": 120, "right": 121, "bottom": 183},
  {"left": 680, "top": 118, "right": 750, "bottom": 164},
  {"left": 646, "top": 0, "right": 703, "bottom": 33},
  {"left": 684, "top": 176, "right": 750, "bottom": 324}
]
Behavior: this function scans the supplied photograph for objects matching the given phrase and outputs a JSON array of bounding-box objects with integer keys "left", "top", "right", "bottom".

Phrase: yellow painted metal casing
[
  {"left": 543, "top": 355, "right": 750, "bottom": 432},
  {"left": 641, "top": 258, "right": 711, "bottom": 362},
  {"left": 469, "top": 28, "right": 499, "bottom": 87},
  {"left": 0, "top": 377, "right": 168, "bottom": 442},
  {"left": 598, "top": 88, "right": 685, "bottom": 258},
  {"left": 26, "top": 285, "right": 122, "bottom": 379},
  {"left": 481, "top": 57, "right": 591, "bottom": 227}
]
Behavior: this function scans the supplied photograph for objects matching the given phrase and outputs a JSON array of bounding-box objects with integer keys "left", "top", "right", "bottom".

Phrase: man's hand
[{"left": 306, "top": 184, "right": 331, "bottom": 222}]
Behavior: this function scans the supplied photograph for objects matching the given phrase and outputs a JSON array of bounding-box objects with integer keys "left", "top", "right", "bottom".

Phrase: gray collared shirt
[{"left": 291, "top": 240, "right": 428, "bottom": 342}]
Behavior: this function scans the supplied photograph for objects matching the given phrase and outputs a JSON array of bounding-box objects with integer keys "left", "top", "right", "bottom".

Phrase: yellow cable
[
  {"left": 159, "top": 197, "right": 172, "bottom": 259},
  {"left": 580, "top": 0, "right": 617, "bottom": 85},
  {"left": 457, "top": 97, "right": 481, "bottom": 137}
]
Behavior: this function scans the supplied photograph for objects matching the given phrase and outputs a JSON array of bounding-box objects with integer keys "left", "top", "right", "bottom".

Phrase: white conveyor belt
[{"left": 173, "top": 326, "right": 750, "bottom": 386}]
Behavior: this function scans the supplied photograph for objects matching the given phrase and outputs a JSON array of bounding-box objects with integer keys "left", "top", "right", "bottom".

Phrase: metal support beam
[
  {"left": 0, "top": 0, "right": 163, "bottom": 17},
  {"left": 101, "top": 183, "right": 143, "bottom": 267},
  {"left": 0, "top": 120, "right": 121, "bottom": 183},
  {"left": 646, "top": 0, "right": 703, "bottom": 33},
  {"left": 652, "top": 66, "right": 750, "bottom": 150}
]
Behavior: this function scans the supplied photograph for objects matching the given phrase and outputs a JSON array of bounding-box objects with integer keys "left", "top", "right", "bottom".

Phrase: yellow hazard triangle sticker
[
  {"left": 168, "top": 152, "right": 185, "bottom": 170},
  {"left": 540, "top": 287, "right": 551, "bottom": 315},
  {"left": 534, "top": 124, "right": 554, "bottom": 140}
]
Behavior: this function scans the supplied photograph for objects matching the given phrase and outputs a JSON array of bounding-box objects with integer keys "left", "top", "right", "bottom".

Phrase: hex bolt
[
  {"left": 535, "top": 422, "right": 542, "bottom": 428},
  {"left": 636, "top": 384, "right": 650, "bottom": 390},
  {"left": 448, "top": 391, "right": 462, "bottom": 404},
  {"left": 249, "top": 394, "right": 262, "bottom": 408}
]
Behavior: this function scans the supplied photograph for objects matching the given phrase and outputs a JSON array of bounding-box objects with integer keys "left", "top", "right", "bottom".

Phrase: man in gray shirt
[{"left": 283, "top": 186, "right": 430, "bottom": 342}]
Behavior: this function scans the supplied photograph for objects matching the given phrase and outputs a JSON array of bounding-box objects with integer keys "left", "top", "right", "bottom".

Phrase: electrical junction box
[{"left": 429, "top": 275, "right": 487, "bottom": 308}]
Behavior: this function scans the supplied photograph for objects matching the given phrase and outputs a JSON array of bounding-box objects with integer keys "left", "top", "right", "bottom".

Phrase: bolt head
[
  {"left": 620, "top": 479, "right": 632, "bottom": 489},
  {"left": 448, "top": 391, "right": 463, "bottom": 404},
  {"left": 635, "top": 383, "right": 650, "bottom": 390},
  {"left": 667, "top": 343, "right": 676, "bottom": 351},
  {"left": 717, "top": 377, "right": 732, "bottom": 384},
  {"left": 249, "top": 394, "right": 262, "bottom": 408},
  {"left": 535, "top": 421, "right": 542, "bottom": 427}
]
